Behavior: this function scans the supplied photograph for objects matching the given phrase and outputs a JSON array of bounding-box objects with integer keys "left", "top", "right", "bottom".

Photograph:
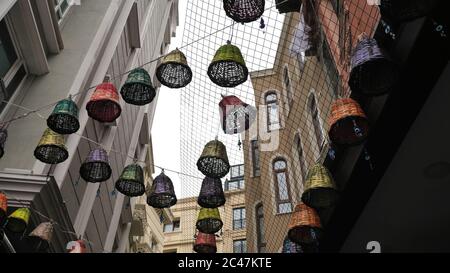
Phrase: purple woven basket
[
  {"left": 197, "top": 177, "right": 226, "bottom": 208},
  {"left": 349, "top": 37, "right": 398, "bottom": 96},
  {"left": 80, "top": 148, "right": 112, "bottom": 183}
]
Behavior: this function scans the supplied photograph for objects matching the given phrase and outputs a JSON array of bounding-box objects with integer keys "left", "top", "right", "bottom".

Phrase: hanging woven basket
[
  {"left": 34, "top": 128, "right": 69, "bottom": 164},
  {"left": 301, "top": 164, "right": 339, "bottom": 209},
  {"left": 79, "top": 148, "right": 112, "bottom": 183},
  {"left": 219, "top": 95, "right": 256, "bottom": 135},
  {"left": 86, "top": 82, "right": 122, "bottom": 123},
  {"left": 328, "top": 98, "right": 369, "bottom": 146},
  {"left": 115, "top": 164, "right": 145, "bottom": 197},
  {"left": 208, "top": 42, "right": 248, "bottom": 88},
  {"left": 197, "top": 140, "right": 230, "bottom": 179},
  {"left": 349, "top": 36, "right": 398, "bottom": 96},
  {"left": 0, "top": 191, "right": 7, "bottom": 226},
  {"left": 47, "top": 98, "right": 80, "bottom": 135},
  {"left": 288, "top": 203, "right": 322, "bottom": 245},
  {"left": 147, "top": 171, "right": 177, "bottom": 208},
  {"left": 0, "top": 127, "right": 7, "bottom": 159},
  {"left": 197, "top": 177, "right": 226, "bottom": 208},
  {"left": 380, "top": 0, "right": 439, "bottom": 24},
  {"left": 196, "top": 208, "right": 223, "bottom": 234},
  {"left": 121, "top": 68, "right": 156, "bottom": 106},
  {"left": 27, "top": 222, "right": 54, "bottom": 252},
  {"left": 194, "top": 232, "right": 217, "bottom": 254},
  {"left": 156, "top": 49, "right": 192, "bottom": 89},
  {"left": 223, "top": 0, "right": 265, "bottom": 23},
  {"left": 6, "top": 208, "right": 31, "bottom": 233}
]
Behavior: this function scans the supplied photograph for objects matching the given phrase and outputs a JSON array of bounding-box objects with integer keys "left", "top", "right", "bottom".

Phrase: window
[
  {"left": 310, "top": 95, "right": 325, "bottom": 151},
  {"left": 163, "top": 219, "right": 180, "bottom": 233},
  {"left": 256, "top": 204, "right": 266, "bottom": 253},
  {"left": 265, "top": 92, "right": 280, "bottom": 131},
  {"left": 230, "top": 165, "right": 244, "bottom": 179},
  {"left": 233, "top": 208, "right": 246, "bottom": 230},
  {"left": 295, "top": 134, "right": 307, "bottom": 182},
  {"left": 0, "top": 18, "right": 26, "bottom": 114},
  {"left": 283, "top": 66, "right": 293, "bottom": 107},
  {"left": 251, "top": 140, "right": 260, "bottom": 177},
  {"left": 233, "top": 240, "right": 247, "bottom": 253},
  {"left": 54, "top": 0, "right": 70, "bottom": 23},
  {"left": 273, "top": 159, "right": 292, "bottom": 214},
  {"left": 226, "top": 179, "right": 245, "bottom": 191},
  {"left": 297, "top": 52, "right": 306, "bottom": 76}
]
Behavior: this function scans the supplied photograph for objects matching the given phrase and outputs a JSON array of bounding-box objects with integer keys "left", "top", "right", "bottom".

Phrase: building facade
[
  {"left": 0, "top": 0, "right": 179, "bottom": 253},
  {"left": 163, "top": 165, "right": 246, "bottom": 253},
  {"left": 243, "top": 0, "right": 380, "bottom": 253}
]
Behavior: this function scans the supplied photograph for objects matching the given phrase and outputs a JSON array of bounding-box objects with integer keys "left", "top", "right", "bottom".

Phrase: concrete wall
[{"left": 164, "top": 190, "right": 246, "bottom": 253}]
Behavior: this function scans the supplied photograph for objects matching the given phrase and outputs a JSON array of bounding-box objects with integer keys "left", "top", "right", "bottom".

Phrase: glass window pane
[
  {"left": 163, "top": 224, "right": 173, "bottom": 233},
  {"left": 173, "top": 220, "right": 180, "bottom": 231},
  {"left": 274, "top": 160, "right": 286, "bottom": 170},
  {"left": 278, "top": 203, "right": 292, "bottom": 214},
  {"left": 266, "top": 93, "right": 277, "bottom": 102},
  {"left": 277, "top": 173, "right": 289, "bottom": 200},
  {"left": 0, "top": 20, "right": 18, "bottom": 78}
]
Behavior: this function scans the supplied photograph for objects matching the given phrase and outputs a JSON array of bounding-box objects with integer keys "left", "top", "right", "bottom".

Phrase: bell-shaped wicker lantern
[
  {"left": 67, "top": 240, "right": 87, "bottom": 253},
  {"left": 121, "top": 68, "right": 156, "bottom": 106},
  {"left": 6, "top": 208, "right": 31, "bottom": 233},
  {"left": 47, "top": 98, "right": 80, "bottom": 135},
  {"left": 156, "top": 49, "right": 192, "bottom": 89},
  {"left": 0, "top": 191, "right": 7, "bottom": 226},
  {"left": 147, "top": 171, "right": 177, "bottom": 208},
  {"left": 197, "top": 177, "right": 226, "bottom": 208},
  {"left": 223, "top": 0, "right": 265, "bottom": 23},
  {"left": 380, "top": 0, "right": 439, "bottom": 24},
  {"left": 288, "top": 203, "right": 322, "bottom": 245},
  {"left": 197, "top": 139, "right": 230, "bottom": 179},
  {"left": 349, "top": 35, "right": 398, "bottom": 96},
  {"left": 301, "top": 164, "right": 339, "bottom": 209},
  {"left": 208, "top": 42, "right": 248, "bottom": 88},
  {"left": 115, "top": 164, "right": 145, "bottom": 197},
  {"left": 328, "top": 98, "right": 369, "bottom": 146},
  {"left": 86, "top": 82, "right": 122, "bottom": 123},
  {"left": 79, "top": 148, "right": 112, "bottom": 183},
  {"left": 34, "top": 128, "right": 69, "bottom": 164},
  {"left": 219, "top": 95, "right": 256, "bottom": 135},
  {"left": 194, "top": 232, "right": 217, "bottom": 254},
  {"left": 27, "top": 222, "right": 54, "bottom": 252},
  {"left": 282, "top": 236, "right": 303, "bottom": 253},
  {"left": 196, "top": 208, "right": 223, "bottom": 234},
  {"left": 0, "top": 127, "right": 8, "bottom": 159}
]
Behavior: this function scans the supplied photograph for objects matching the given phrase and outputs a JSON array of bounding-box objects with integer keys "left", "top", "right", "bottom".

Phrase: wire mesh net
[{"left": 170, "top": 0, "right": 382, "bottom": 253}]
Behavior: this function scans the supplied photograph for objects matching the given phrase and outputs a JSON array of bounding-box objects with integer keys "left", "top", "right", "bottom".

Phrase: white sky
[{"left": 151, "top": 0, "right": 187, "bottom": 196}]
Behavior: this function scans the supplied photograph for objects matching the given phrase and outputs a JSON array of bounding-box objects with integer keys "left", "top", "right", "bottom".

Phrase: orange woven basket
[
  {"left": 288, "top": 203, "right": 322, "bottom": 244},
  {"left": 328, "top": 98, "right": 369, "bottom": 146}
]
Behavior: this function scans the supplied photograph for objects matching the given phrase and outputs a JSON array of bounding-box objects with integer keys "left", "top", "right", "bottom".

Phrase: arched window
[
  {"left": 294, "top": 134, "right": 307, "bottom": 182},
  {"left": 265, "top": 92, "right": 280, "bottom": 131},
  {"left": 273, "top": 158, "right": 292, "bottom": 214},
  {"left": 309, "top": 94, "right": 325, "bottom": 151},
  {"left": 283, "top": 66, "right": 293, "bottom": 106},
  {"left": 256, "top": 203, "right": 266, "bottom": 253}
]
